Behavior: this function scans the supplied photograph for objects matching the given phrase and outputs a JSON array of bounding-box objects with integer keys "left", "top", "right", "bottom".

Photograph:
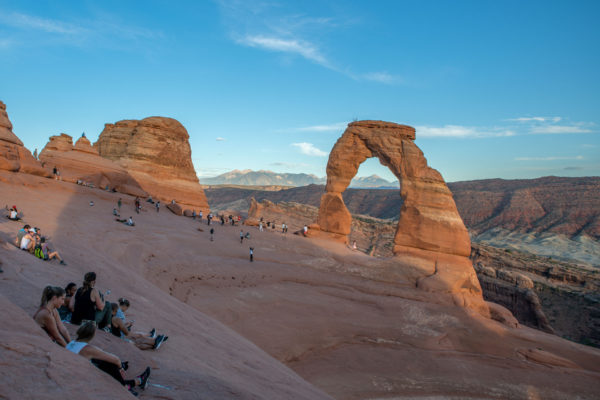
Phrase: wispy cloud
[
  {"left": 215, "top": 137, "right": 226, "bottom": 141},
  {"left": 237, "top": 34, "right": 331, "bottom": 67},
  {"left": 0, "top": 10, "right": 162, "bottom": 50},
  {"left": 564, "top": 166, "right": 583, "bottom": 171},
  {"left": 508, "top": 116, "right": 562, "bottom": 123},
  {"left": 217, "top": 1, "right": 401, "bottom": 85},
  {"left": 515, "top": 156, "right": 584, "bottom": 161},
  {"left": 530, "top": 125, "right": 593, "bottom": 134},
  {"left": 415, "top": 125, "right": 515, "bottom": 138},
  {"left": 363, "top": 72, "right": 403, "bottom": 85},
  {"left": 269, "top": 161, "right": 312, "bottom": 168},
  {"left": 292, "top": 142, "right": 327, "bottom": 156},
  {"left": 0, "top": 12, "right": 85, "bottom": 35}
]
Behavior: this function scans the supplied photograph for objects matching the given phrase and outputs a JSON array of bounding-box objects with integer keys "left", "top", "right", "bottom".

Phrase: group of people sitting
[
  {"left": 33, "top": 272, "right": 168, "bottom": 396},
  {"left": 14, "top": 223, "right": 66, "bottom": 265}
]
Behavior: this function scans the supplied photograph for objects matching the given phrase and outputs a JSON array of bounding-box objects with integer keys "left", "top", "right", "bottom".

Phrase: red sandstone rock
[
  {"left": 39, "top": 133, "right": 147, "bottom": 196},
  {"left": 95, "top": 117, "right": 209, "bottom": 212},
  {"left": 317, "top": 121, "right": 485, "bottom": 313},
  {"left": 0, "top": 101, "right": 50, "bottom": 177}
]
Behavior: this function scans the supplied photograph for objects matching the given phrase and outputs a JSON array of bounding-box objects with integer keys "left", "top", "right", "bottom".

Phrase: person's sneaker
[
  {"left": 59, "top": 260, "right": 66, "bottom": 265},
  {"left": 163, "top": 336, "right": 168, "bottom": 342},
  {"left": 128, "top": 387, "right": 139, "bottom": 397},
  {"left": 137, "top": 367, "right": 151, "bottom": 389},
  {"left": 149, "top": 328, "right": 156, "bottom": 338},
  {"left": 153, "top": 334, "right": 165, "bottom": 350}
]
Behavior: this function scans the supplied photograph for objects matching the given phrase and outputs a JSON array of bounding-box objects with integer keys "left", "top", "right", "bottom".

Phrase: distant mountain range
[{"left": 200, "top": 169, "right": 399, "bottom": 188}]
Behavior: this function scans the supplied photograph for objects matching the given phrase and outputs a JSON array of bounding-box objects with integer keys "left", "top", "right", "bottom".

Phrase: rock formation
[
  {"left": 39, "top": 134, "right": 147, "bottom": 196},
  {"left": 95, "top": 117, "right": 209, "bottom": 212},
  {"left": 317, "top": 121, "right": 485, "bottom": 312},
  {"left": 0, "top": 101, "right": 49, "bottom": 177}
]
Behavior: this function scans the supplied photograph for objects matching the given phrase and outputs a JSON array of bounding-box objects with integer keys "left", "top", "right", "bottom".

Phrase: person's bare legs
[
  {"left": 131, "top": 333, "right": 156, "bottom": 350},
  {"left": 48, "top": 251, "right": 63, "bottom": 262}
]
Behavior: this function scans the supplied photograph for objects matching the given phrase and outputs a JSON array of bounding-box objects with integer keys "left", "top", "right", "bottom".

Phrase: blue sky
[{"left": 1, "top": 0, "right": 598, "bottom": 182}]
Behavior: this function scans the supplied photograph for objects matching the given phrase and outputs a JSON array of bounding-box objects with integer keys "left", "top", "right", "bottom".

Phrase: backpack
[{"left": 34, "top": 244, "right": 44, "bottom": 259}]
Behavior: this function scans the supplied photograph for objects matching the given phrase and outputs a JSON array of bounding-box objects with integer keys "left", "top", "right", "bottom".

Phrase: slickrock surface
[
  {"left": 1, "top": 171, "right": 600, "bottom": 399},
  {"left": 95, "top": 117, "right": 209, "bottom": 213},
  {"left": 39, "top": 134, "right": 147, "bottom": 196},
  {"left": 317, "top": 120, "right": 484, "bottom": 313},
  {"left": 0, "top": 101, "right": 49, "bottom": 177},
  {"left": 0, "top": 171, "right": 332, "bottom": 400}
]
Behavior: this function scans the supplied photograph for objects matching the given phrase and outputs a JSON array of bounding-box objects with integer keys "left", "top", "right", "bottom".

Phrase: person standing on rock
[
  {"left": 134, "top": 197, "right": 140, "bottom": 214},
  {"left": 259, "top": 222, "right": 263, "bottom": 232},
  {"left": 210, "top": 227, "right": 214, "bottom": 241},
  {"left": 155, "top": 201, "right": 160, "bottom": 213},
  {"left": 192, "top": 210, "right": 196, "bottom": 220},
  {"left": 240, "top": 230, "right": 244, "bottom": 244},
  {"left": 33, "top": 148, "right": 38, "bottom": 160},
  {"left": 118, "top": 198, "right": 122, "bottom": 212},
  {"left": 199, "top": 211, "right": 203, "bottom": 222},
  {"left": 249, "top": 247, "right": 254, "bottom": 262},
  {"left": 303, "top": 225, "right": 308, "bottom": 237},
  {"left": 53, "top": 166, "right": 57, "bottom": 180}
]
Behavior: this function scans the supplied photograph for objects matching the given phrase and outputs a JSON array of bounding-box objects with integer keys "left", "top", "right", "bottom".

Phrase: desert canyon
[{"left": 1, "top": 99, "right": 600, "bottom": 400}]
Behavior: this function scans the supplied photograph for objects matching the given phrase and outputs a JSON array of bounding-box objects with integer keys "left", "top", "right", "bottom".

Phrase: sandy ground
[{"left": 1, "top": 170, "right": 600, "bottom": 400}]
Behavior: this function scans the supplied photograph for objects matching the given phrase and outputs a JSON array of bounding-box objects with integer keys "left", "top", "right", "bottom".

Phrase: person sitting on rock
[
  {"left": 126, "top": 216, "right": 135, "bottom": 226},
  {"left": 38, "top": 237, "right": 66, "bottom": 265},
  {"left": 20, "top": 228, "right": 36, "bottom": 252},
  {"left": 7, "top": 206, "right": 20, "bottom": 221},
  {"left": 70, "top": 272, "right": 111, "bottom": 329},
  {"left": 58, "top": 282, "right": 77, "bottom": 322},
  {"left": 66, "top": 321, "right": 151, "bottom": 396},
  {"left": 109, "top": 302, "right": 166, "bottom": 350},
  {"left": 33, "top": 286, "right": 71, "bottom": 347},
  {"left": 15, "top": 224, "right": 30, "bottom": 247},
  {"left": 113, "top": 208, "right": 120, "bottom": 217}
]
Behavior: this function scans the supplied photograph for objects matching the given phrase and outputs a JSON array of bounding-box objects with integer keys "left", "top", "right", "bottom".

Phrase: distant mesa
[
  {"left": 96, "top": 117, "right": 209, "bottom": 212},
  {"left": 39, "top": 133, "right": 147, "bottom": 196},
  {"left": 316, "top": 120, "right": 486, "bottom": 313},
  {"left": 0, "top": 101, "right": 50, "bottom": 177}
]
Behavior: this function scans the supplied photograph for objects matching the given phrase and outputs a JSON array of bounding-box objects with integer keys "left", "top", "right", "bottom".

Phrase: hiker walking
[
  {"left": 155, "top": 201, "right": 160, "bottom": 213},
  {"left": 249, "top": 247, "right": 254, "bottom": 262}
]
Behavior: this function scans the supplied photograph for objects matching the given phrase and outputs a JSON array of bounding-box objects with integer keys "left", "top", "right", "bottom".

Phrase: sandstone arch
[
  {"left": 318, "top": 120, "right": 470, "bottom": 257},
  {"left": 317, "top": 121, "right": 487, "bottom": 311}
]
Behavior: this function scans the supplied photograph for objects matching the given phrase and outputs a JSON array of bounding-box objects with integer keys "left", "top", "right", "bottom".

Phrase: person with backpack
[{"left": 34, "top": 237, "right": 66, "bottom": 265}]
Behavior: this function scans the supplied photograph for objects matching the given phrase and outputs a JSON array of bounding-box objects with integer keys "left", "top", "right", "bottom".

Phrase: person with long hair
[
  {"left": 33, "top": 286, "right": 71, "bottom": 347},
  {"left": 66, "top": 321, "right": 151, "bottom": 396},
  {"left": 70, "top": 272, "right": 111, "bottom": 328}
]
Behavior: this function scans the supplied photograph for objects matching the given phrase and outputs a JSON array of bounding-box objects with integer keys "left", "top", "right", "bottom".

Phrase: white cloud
[
  {"left": 292, "top": 142, "right": 327, "bottom": 156},
  {"left": 237, "top": 35, "right": 331, "bottom": 67},
  {"left": 530, "top": 125, "right": 593, "bottom": 134},
  {"left": 215, "top": 137, "right": 226, "bottom": 141},
  {"left": 0, "top": 12, "right": 85, "bottom": 35},
  {"left": 415, "top": 125, "right": 515, "bottom": 138},
  {"left": 363, "top": 71, "right": 402, "bottom": 85},
  {"left": 296, "top": 122, "right": 347, "bottom": 132},
  {"left": 515, "top": 156, "right": 584, "bottom": 161},
  {"left": 509, "top": 116, "right": 562, "bottom": 123}
]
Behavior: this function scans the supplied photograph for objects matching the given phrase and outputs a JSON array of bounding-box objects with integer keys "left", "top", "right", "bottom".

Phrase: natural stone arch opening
[{"left": 317, "top": 120, "right": 471, "bottom": 258}]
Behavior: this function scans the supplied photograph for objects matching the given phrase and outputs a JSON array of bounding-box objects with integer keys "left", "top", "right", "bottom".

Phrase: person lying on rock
[
  {"left": 109, "top": 302, "right": 167, "bottom": 350},
  {"left": 33, "top": 286, "right": 71, "bottom": 347},
  {"left": 70, "top": 272, "right": 112, "bottom": 329},
  {"left": 66, "top": 321, "right": 151, "bottom": 396}
]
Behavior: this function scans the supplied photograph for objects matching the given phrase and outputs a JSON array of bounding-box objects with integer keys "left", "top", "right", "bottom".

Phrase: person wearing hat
[{"left": 20, "top": 228, "right": 36, "bottom": 252}]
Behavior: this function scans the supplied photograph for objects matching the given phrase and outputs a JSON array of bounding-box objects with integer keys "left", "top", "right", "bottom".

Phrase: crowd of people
[{"left": 32, "top": 271, "right": 168, "bottom": 396}]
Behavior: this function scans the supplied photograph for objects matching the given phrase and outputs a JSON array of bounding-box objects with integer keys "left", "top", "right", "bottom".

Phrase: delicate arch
[{"left": 317, "top": 120, "right": 471, "bottom": 257}]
